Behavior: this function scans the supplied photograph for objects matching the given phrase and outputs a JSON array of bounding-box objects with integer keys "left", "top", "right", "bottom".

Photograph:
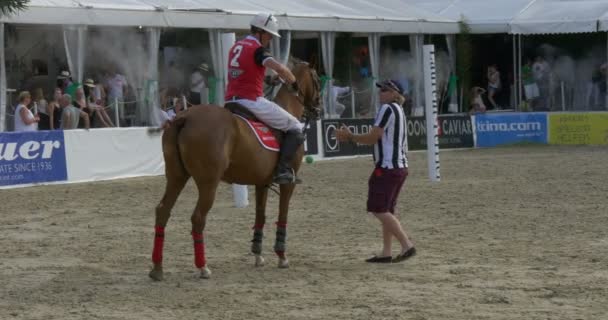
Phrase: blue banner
[
  {"left": 0, "top": 131, "right": 68, "bottom": 186},
  {"left": 475, "top": 113, "right": 548, "bottom": 147}
]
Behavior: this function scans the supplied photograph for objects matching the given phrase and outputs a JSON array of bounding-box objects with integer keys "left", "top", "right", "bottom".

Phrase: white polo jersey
[{"left": 373, "top": 102, "right": 408, "bottom": 169}]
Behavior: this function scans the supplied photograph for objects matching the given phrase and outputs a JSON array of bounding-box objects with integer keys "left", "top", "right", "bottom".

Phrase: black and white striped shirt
[{"left": 373, "top": 102, "right": 408, "bottom": 169}]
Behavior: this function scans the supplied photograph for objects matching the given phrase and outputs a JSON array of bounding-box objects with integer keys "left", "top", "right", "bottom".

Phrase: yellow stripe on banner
[{"left": 549, "top": 113, "right": 608, "bottom": 145}]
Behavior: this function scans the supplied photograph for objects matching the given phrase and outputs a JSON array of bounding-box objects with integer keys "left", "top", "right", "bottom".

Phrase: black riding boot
[{"left": 273, "top": 129, "right": 305, "bottom": 184}]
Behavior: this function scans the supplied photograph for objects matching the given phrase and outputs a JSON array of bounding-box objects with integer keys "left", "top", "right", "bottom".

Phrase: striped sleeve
[{"left": 374, "top": 104, "right": 393, "bottom": 128}]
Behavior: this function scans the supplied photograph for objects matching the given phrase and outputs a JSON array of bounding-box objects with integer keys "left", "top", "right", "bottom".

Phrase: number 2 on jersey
[{"left": 230, "top": 45, "right": 243, "bottom": 67}]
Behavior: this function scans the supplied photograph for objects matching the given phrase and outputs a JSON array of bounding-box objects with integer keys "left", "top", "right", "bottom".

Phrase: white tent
[
  {"left": 0, "top": 0, "right": 459, "bottom": 34},
  {"left": 510, "top": 0, "right": 608, "bottom": 35},
  {"left": 404, "top": 0, "right": 535, "bottom": 33},
  {"left": 404, "top": 0, "right": 608, "bottom": 35}
]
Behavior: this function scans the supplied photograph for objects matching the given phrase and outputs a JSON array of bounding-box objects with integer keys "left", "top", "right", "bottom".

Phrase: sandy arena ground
[{"left": 1, "top": 145, "right": 607, "bottom": 320}]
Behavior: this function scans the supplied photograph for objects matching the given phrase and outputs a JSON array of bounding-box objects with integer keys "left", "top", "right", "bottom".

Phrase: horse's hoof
[
  {"left": 199, "top": 266, "right": 212, "bottom": 279},
  {"left": 255, "top": 255, "right": 265, "bottom": 267},
  {"left": 149, "top": 269, "right": 164, "bottom": 281},
  {"left": 278, "top": 258, "right": 289, "bottom": 269}
]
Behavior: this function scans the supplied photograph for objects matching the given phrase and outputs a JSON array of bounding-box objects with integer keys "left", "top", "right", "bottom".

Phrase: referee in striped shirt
[{"left": 336, "top": 79, "right": 415, "bottom": 263}]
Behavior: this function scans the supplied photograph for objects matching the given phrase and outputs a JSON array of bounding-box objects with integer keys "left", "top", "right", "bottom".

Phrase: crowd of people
[
  {"left": 11, "top": 58, "right": 214, "bottom": 132},
  {"left": 12, "top": 68, "right": 131, "bottom": 132}
]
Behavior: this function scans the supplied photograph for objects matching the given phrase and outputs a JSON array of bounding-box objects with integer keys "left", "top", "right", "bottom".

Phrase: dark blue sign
[
  {"left": 0, "top": 131, "right": 68, "bottom": 186},
  {"left": 475, "top": 113, "right": 548, "bottom": 147}
]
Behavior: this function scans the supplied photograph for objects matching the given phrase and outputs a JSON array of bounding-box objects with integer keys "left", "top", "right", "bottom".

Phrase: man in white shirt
[
  {"left": 189, "top": 63, "right": 209, "bottom": 105},
  {"left": 105, "top": 67, "right": 128, "bottom": 124}
]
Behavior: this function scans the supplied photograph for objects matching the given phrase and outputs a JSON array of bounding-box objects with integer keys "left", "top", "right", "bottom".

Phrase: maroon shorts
[{"left": 367, "top": 167, "right": 408, "bottom": 214}]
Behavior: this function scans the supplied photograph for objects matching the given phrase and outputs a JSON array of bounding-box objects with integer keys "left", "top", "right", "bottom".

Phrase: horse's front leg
[
  {"left": 275, "top": 183, "right": 296, "bottom": 268},
  {"left": 252, "top": 185, "right": 268, "bottom": 267}
]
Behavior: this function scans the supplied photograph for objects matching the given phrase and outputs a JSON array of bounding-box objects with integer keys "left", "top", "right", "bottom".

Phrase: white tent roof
[
  {"left": 405, "top": 0, "right": 608, "bottom": 34},
  {"left": 510, "top": 0, "right": 608, "bottom": 34},
  {"left": 0, "top": 0, "right": 459, "bottom": 34},
  {"left": 403, "top": 0, "right": 535, "bottom": 33},
  {"left": 599, "top": 10, "right": 608, "bottom": 31}
]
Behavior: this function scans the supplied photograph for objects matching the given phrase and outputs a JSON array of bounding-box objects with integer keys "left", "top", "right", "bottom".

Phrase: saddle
[{"left": 225, "top": 102, "right": 282, "bottom": 152}]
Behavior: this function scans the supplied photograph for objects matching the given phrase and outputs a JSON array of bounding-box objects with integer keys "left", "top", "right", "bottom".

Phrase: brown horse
[{"left": 149, "top": 60, "right": 321, "bottom": 280}]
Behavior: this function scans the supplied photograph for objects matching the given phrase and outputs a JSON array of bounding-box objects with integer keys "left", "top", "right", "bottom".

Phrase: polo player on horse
[{"left": 225, "top": 13, "right": 305, "bottom": 184}]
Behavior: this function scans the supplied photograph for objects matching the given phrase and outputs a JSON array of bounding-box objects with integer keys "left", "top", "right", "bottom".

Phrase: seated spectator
[
  {"left": 48, "top": 88, "right": 63, "bottom": 130},
  {"left": 61, "top": 94, "right": 90, "bottom": 130},
  {"left": 72, "top": 85, "right": 93, "bottom": 129},
  {"left": 84, "top": 78, "right": 114, "bottom": 127},
  {"left": 167, "top": 95, "right": 186, "bottom": 119},
  {"left": 331, "top": 84, "right": 351, "bottom": 118},
  {"left": 33, "top": 88, "right": 50, "bottom": 130},
  {"left": 522, "top": 58, "right": 540, "bottom": 106},
  {"left": 14, "top": 91, "right": 39, "bottom": 132},
  {"left": 190, "top": 63, "right": 210, "bottom": 105},
  {"left": 56, "top": 70, "right": 73, "bottom": 93},
  {"left": 469, "top": 86, "right": 487, "bottom": 114}
]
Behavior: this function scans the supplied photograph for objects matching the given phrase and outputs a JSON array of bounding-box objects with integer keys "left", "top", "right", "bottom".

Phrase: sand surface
[{"left": 1, "top": 146, "right": 607, "bottom": 320}]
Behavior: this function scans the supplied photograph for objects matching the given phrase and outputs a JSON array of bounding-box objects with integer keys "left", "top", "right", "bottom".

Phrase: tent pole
[
  {"left": 513, "top": 35, "right": 517, "bottom": 110},
  {"left": 518, "top": 34, "right": 523, "bottom": 109}
]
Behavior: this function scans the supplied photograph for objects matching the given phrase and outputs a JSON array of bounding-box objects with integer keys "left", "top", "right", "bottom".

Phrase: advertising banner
[
  {"left": 321, "top": 119, "right": 374, "bottom": 157},
  {"left": 408, "top": 115, "right": 474, "bottom": 150},
  {"left": 475, "top": 113, "right": 548, "bottom": 147},
  {"left": 548, "top": 112, "right": 608, "bottom": 145},
  {"left": 0, "top": 131, "right": 68, "bottom": 186}
]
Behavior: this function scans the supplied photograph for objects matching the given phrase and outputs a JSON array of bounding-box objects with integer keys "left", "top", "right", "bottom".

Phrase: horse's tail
[{"left": 162, "top": 115, "right": 189, "bottom": 178}]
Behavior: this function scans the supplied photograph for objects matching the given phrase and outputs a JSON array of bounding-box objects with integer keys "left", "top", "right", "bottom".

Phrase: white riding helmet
[{"left": 250, "top": 13, "right": 281, "bottom": 38}]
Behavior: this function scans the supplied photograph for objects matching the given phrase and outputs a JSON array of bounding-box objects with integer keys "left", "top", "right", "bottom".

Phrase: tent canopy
[
  {"left": 510, "top": 0, "right": 608, "bottom": 34},
  {"left": 0, "top": 0, "right": 459, "bottom": 34},
  {"left": 404, "top": 0, "right": 535, "bottom": 33}
]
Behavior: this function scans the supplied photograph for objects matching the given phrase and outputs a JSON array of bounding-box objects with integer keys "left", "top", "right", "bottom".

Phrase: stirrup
[{"left": 273, "top": 168, "right": 302, "bottom": 185}]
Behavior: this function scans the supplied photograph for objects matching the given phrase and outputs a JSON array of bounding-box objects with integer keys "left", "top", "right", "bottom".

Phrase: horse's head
[{"left": 284, "top": 59, "right": 322, "bottom": 121}]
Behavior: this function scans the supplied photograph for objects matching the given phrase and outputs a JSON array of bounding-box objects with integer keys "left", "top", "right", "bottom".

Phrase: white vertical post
[
  {"left": 423, "top": 45, "right": 440, "bottom": 182},
  {"left": 33, "top": 101, "right": 38, "bottom": 115},
  {"left": 182, "top": 95, "right": 188, "bottom": 110},
  {"left": 351, "top": 89, "right": 356, "bottom": 118},
  {"left": 316, "top": 119, "right": 324, "bottom": 158},
  {"left": 518, "top": 35, "right": 523, "bottom": 108},
  {"left": 0, "top": 23, "right": 6, "bottom": 132},
  {"left": 512, "top": 35, "right": 517, "bottom": 110},
  {"left": 561, "top": 81, "right": 566, "bottom": 111},
  {"left": 114, "top": 97, "right": 120, "bottom": 128}
]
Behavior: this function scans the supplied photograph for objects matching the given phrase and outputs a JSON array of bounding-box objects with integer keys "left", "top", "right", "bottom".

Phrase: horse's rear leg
[
  {"left": 275, "top": 183, "right": 296, "bottom": 268},
  {"left": 191, "top": 179, "right": 220, "bottom": 279},
  {"left": 149, "top": 173, "right": 189, "bottom": 281},
  {"left": 251, "top": 185, "right": 269, "bottom": 267}
]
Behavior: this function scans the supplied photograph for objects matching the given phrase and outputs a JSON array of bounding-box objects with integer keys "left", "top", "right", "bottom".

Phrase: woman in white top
[
  {"left": 14, "top": 91, "right": 39, "bottom": 132},
  {"left": 487, "top": 65, "right": 501, "bottom": 109}
]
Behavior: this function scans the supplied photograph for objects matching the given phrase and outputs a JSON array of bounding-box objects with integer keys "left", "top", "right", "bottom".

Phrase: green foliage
[
  {"left": 456, "top": 18, "right": 473, "bottom": 111},
  {"left": 0, "top": 0, "right": 29, "bottom": 17}
]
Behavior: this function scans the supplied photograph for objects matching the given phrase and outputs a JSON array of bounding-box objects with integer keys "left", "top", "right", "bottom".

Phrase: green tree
[{"left": 0, "top": 0, "right": 29, "bottom": 16}]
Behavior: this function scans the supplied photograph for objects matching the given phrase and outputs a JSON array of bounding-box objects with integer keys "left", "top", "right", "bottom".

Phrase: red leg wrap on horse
[
  {"left": 252, "top": 224, "right": 264, "bottom": 230},
  {"left": 276, "top": 222, "right": 287, "bottom": 228},
  {"left": 152, "top": 226, "right": 165, "bottom": 264},
  {"left": 191, "top": 231, "right": 206, "bottom": 268}
]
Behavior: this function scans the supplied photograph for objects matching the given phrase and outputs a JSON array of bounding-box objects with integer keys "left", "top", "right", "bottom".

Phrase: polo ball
[{"left": 305, "top": 155, "right": 314, "bottom": 164}]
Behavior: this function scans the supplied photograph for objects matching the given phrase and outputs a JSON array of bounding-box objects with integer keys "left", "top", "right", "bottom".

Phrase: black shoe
[
  {"left": 365, "top": 255, "right": 392, "bottom": 263},
  {"left": 392, "top": 247, "right": 416, "bottom": 263}
]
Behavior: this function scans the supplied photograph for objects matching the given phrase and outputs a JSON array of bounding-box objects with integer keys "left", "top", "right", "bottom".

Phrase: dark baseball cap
[{"left": 375, "top": 79, "right": 404, "bottom": 95}]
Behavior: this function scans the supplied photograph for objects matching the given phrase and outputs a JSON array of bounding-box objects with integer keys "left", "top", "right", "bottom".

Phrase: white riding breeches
[{"left": 234, "top": 97, "right": 304, "bottom": 132}]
